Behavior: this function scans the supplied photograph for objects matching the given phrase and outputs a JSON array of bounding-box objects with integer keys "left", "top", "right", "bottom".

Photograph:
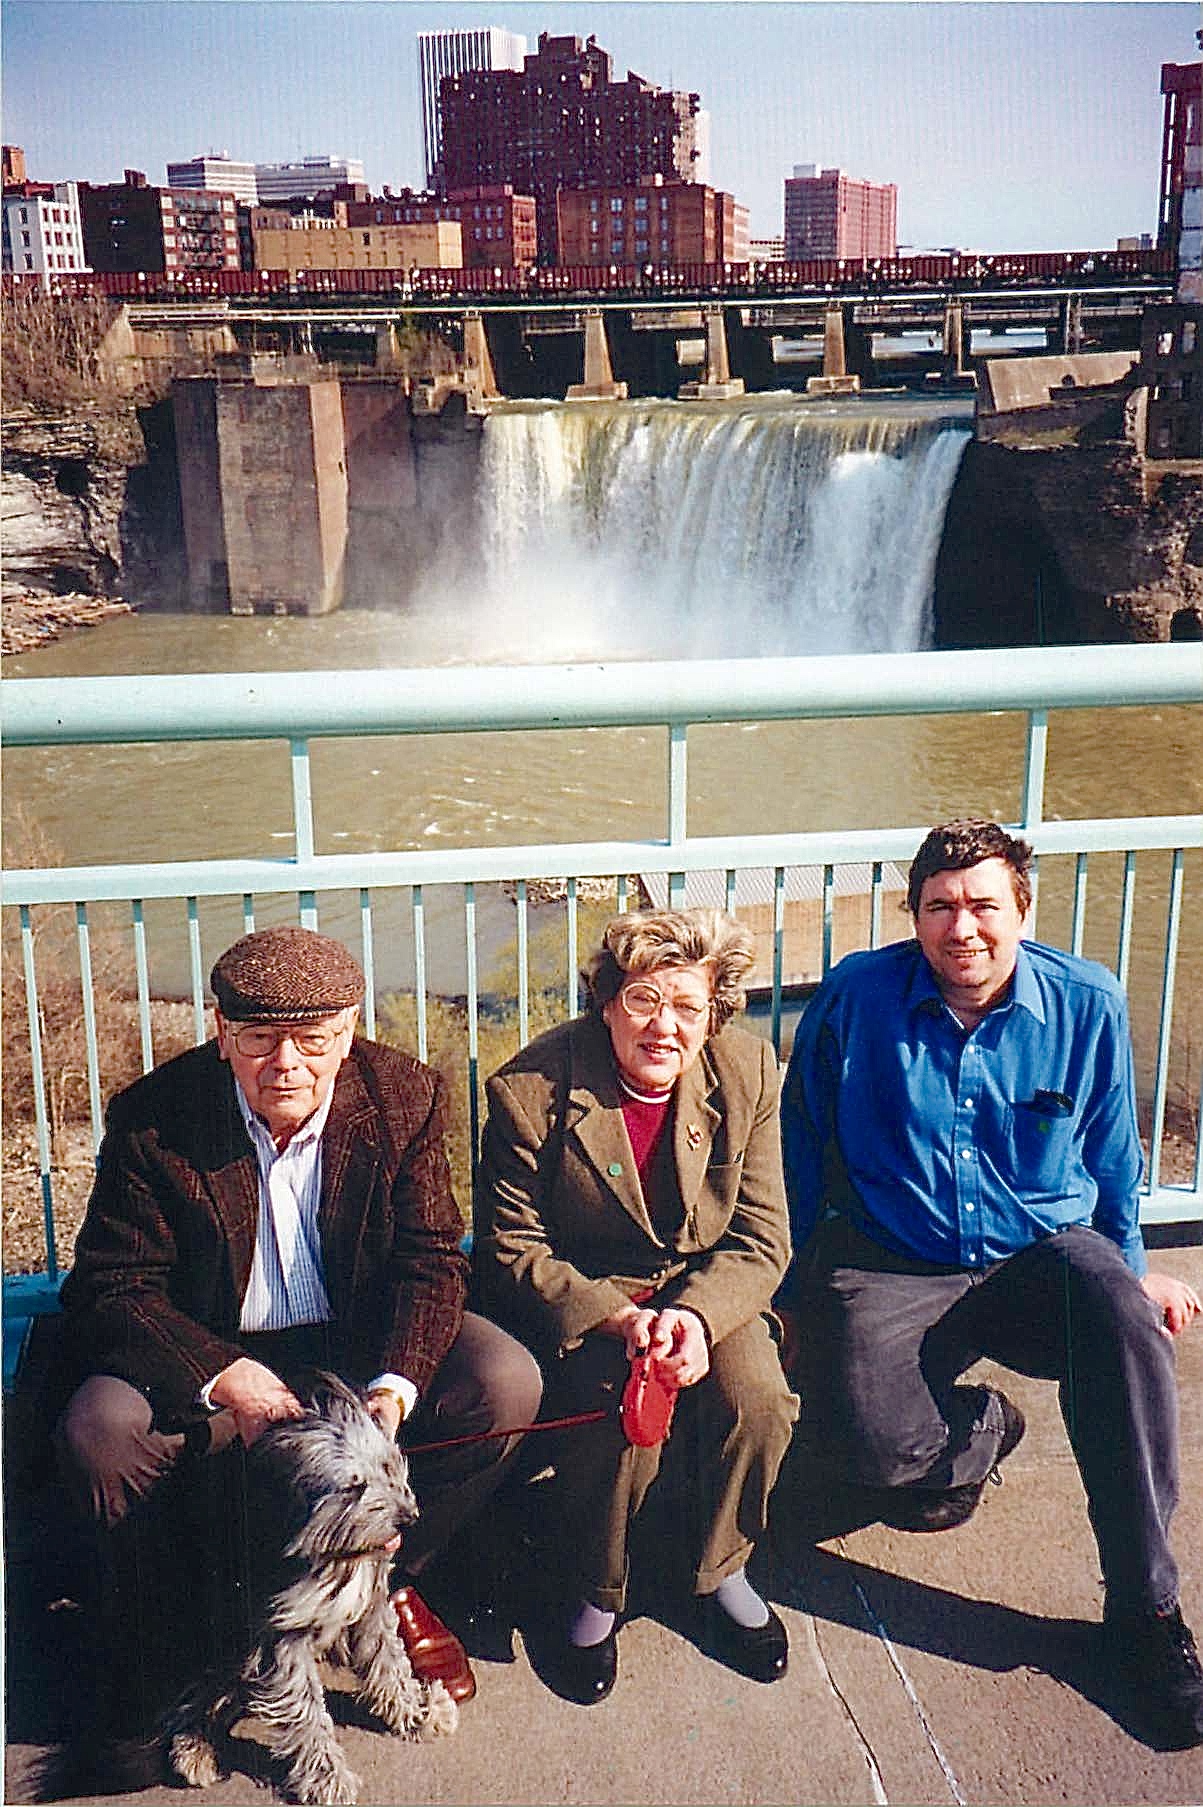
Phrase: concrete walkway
[{"left": 5, "top": 1242, "right": 1202, "bottom": 1807}]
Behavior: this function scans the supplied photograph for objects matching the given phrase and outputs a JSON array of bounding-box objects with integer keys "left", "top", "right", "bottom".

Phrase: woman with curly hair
[{"left": 474, "top": 908, "right": 797, "bottom": 1704}]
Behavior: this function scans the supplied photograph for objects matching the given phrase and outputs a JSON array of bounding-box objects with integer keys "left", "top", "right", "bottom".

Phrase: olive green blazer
[{"left": 473, "top": 1011, "right": 791, "bottom": 1357}]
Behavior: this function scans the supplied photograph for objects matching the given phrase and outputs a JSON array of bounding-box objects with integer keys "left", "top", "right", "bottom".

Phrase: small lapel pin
[
  {"left": 685, "top": 1124, "right": 703, "bottom": 1151},
  {"left": 608, "top": 1161, "right": 624, "bottom": 1177}
]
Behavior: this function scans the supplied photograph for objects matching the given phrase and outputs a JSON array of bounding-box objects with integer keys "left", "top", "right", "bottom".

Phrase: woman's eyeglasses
[{"left": 617, "top": 983, "right": 710, "bottom": 1027}]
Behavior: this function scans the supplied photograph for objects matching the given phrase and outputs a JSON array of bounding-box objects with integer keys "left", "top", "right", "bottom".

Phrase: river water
[{"left": 4, "top": 394, "right": 1200, "bottom": 1106}]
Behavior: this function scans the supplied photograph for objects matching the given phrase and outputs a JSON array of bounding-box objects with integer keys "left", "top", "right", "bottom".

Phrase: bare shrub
[{"left": 0, "top": 284, "right": 133, "bottom": 410}]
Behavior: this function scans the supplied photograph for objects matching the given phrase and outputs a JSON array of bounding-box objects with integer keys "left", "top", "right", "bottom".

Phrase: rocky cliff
[
  {"left": 1, "top": 401, "right": 186, "bottom": 653},
  {"left": 935, "top": 393, "right": 1203, "bottom": 646}
]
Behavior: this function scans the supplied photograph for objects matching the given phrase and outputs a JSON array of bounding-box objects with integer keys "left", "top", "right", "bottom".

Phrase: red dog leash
[{"left": 403, "top": 1354, "right": 679, "bottom": 1457}]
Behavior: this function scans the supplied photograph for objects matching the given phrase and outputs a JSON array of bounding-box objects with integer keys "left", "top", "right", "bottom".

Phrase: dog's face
[{"left": 249, "top": 1373, "right": 419, "bottom": 1571}]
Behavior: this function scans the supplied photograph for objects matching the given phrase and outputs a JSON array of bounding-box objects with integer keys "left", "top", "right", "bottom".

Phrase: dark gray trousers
[{"left": 797, "top": 1218, "right": 1181, "bottom": 1615}]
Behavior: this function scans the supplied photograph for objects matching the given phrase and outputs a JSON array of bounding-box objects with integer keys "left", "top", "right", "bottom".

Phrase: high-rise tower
[{"left": 417, "top": 27, "right": 527, "bottom": 190}]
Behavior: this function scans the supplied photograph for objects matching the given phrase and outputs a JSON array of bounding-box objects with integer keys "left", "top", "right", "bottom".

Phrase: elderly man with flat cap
[{"left": 52, "top": 925, "right": 542, "bottom": 1793}]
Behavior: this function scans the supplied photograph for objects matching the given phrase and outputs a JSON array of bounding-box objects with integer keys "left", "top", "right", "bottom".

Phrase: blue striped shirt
[
  {"left": 782, "top": 937, "right": 1147, "bottom": 1282},
  {"left": 235, "top": 1080, "right": 334, "bottom": 1331}
]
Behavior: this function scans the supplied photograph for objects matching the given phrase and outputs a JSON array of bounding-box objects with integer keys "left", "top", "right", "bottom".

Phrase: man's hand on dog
[{"left": 209, "top": 1357, "right": 305, "bottom": 1446}]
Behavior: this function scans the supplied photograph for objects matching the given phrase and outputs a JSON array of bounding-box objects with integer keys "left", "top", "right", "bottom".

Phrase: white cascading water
[{"left": 413, "top": 397, "right": 971, "bottom": 660}]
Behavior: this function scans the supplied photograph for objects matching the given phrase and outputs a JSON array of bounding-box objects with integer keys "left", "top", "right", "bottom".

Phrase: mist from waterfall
[{"left": 411, "top": 396, "right": 972, "bottom": 661}]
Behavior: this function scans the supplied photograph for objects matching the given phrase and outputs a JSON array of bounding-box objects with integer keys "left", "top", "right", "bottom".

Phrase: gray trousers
[
  {"left": 797, "top": 1217, "right": 1181, "bottom": 1615},
  {"left": 541, "top": 1313, "right": 799, "bottom": 1614}
]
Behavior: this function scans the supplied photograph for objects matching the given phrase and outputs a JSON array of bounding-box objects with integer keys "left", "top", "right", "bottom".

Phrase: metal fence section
[{"left": 3, "top": 644, "right": 1201, "bottom": 1311}]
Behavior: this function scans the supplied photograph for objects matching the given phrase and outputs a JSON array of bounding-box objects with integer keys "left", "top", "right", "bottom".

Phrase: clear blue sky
[{"left": 3, "top": 2, "right": 1197, "bottom": 251}]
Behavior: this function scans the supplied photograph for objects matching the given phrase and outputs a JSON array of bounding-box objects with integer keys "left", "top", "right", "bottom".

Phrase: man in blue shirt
[{"left": 781, "top": 818, "right": 1202, "bottom": 1746}]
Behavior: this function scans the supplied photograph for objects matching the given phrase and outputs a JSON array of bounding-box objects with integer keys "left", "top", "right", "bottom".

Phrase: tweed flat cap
[{"left": 210, "top": 927, "right": 365, "bottom": 1021}]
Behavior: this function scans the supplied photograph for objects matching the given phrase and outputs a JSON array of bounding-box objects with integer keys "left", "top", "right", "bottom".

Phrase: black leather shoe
[
  {"left": 702, "top": 1599, "right": 789, "bottom": 1683},
  {"left": 1105, "top": 1604, "right": 1203, "bottom": 1747},
  {"left": 876, "top": 1391, "right": 1026, "bottom": 1533},
  {"left": 527, "top": 1622, "right": 618, "bottom": 1706}
]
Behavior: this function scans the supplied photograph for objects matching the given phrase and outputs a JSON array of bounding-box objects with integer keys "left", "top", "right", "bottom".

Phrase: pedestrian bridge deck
[{"left": 2, "top": 641, "right": 1202, "bottom": 1804}]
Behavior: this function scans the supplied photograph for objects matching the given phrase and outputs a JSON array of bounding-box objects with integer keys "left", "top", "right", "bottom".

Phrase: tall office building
[
  {"left": 783, "top": 165, "right": 897, "bottom": 261},
  {"left": 167, "top": 153, "right": 258, "bottom": 205},
  {"left": 438, "top": 31, "right": 708, "bottom": 264},
  {"left": 418, "top": 27, "right": 526, "bottom": 189},
  {"left": 254, "top": 156, "right": 366, "bottom": 203}
]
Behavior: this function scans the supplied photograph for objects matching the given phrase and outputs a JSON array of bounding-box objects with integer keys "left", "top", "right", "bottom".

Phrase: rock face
[
  {"left": 1, "top": 401, "right": 186, "bottom": 652},
  {"left": 935, "top": 394, "right": 1203, "bottom": 646}
]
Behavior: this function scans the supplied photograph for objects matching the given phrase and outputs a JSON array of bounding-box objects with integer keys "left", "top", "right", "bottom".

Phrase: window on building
[{"left": 611, "top": 198, "right": 623, "bottom": 212}]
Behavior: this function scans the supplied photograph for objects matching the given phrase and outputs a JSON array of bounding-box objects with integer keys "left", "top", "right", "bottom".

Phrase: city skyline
[{"left": 3, "top": 2, "right": 1197, "bottom": 252}]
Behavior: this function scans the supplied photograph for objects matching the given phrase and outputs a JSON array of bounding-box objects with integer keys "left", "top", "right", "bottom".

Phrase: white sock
[
  {"left": 713, "top": 1570, "right": 770, "bottom": 1629},
  {"left": 568, "top": 1600, "right": 616, "bottom": 1647}
]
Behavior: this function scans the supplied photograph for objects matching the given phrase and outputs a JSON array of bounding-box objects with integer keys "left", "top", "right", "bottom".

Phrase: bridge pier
[
  {"left": 567, "top": 309, "right": 627, "bottom": 400},
  {"left": 678, "top": 305, "right": 745, "bottom": 399},
  {"left": 462, "top": 310, "right": 500, "bottom": 399},
  {"left": 807, "top": 304, "right": 860, "bottom": 394},
  {"left": 941, "top": 299, "right": 974, "bottom": 383},
  {"left": 1059, "top": 293, "right": 1083, "bottom": 353}
]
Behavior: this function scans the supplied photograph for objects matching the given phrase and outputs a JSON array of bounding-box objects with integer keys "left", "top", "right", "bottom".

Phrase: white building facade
[
  {"left": 417, "top": 27, "right": 527, "bottom": 188},
  {"left": 166, "top": 154, "right": 259, "bottom": 205},
  {"left": 2, "top": 181, "right": 90, "bottom": 277},
  {"left": 254, "top": 156, "right": 366, "bottom": 203}
]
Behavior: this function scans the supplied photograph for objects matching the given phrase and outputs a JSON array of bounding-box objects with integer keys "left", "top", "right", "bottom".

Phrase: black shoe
[
  {"left": 876, "top": 1391, "right": 1026, "bottom": 1533},
  {"left": 702, "top": 1598, "right": 789, "bottom": 1683},
  {"left": 1106, "top": 1604, "right": 1203, "bottom": 1747},
  {"left": 526, "top": 1621, "right": 618, "bottom": 1706}
]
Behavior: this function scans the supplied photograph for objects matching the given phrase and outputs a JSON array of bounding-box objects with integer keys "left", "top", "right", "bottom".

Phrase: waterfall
[{"left": 412, "top": 397, "right": 971, "bottom": 660}]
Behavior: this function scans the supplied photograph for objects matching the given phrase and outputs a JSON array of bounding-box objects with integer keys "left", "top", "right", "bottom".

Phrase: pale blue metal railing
[{"left": 3, "top": 644, "right": 1201, "bottom": 1335}]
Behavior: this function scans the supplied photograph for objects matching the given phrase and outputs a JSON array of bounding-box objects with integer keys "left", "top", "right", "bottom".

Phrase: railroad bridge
[{"left": 29, "top": 248, "right": 1175, "bottom": 402}]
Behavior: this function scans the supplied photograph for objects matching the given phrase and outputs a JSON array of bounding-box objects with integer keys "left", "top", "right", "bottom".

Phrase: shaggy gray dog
[{"left": 167, "top": 1373, "right": 457, "bottom": 1806}]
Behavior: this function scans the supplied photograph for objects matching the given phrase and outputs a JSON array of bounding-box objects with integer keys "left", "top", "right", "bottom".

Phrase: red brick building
[
  {"left": 783, "top": 165, "right": 897, "bottom": 261},
  {"left": 80, "top": 170, "right": 240, "bottom": 273},
  {"left": 1159, "top": 60, "right": 1202, "bottom": 292},
  {"left": 557, "top": 178, "right": 747, "bottom": 267},
  {"left": 437, "top": 32, "right": 708, "bottom": 264},
  {"left": 346, "top": 184, "right": 536, "bottom": 268}
]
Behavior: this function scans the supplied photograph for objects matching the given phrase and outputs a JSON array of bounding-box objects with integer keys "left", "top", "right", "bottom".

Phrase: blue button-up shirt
[{"left": 781, "top": 937, "right": 1146, "bottom": 1283}]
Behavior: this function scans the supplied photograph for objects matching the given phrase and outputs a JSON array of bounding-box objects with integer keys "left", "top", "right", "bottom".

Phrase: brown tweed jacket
[
  {"left": 60, "top": 1037, "right": 467, "bottom": 1423},
  {"left": 473, "top": 1011, "right": 790, "bottom": 1359}
]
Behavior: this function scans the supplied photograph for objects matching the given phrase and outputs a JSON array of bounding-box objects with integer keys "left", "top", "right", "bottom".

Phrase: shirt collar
[
  {"left": 234, "top": 1074, "right": 337, "bottom": 1155},
  {"left": 908, "top": 938, "right": 1046, "bottom": 1026}
]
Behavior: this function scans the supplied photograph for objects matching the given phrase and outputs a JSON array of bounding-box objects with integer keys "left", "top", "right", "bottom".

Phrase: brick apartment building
[
  {"left": 437, "top": 31, "right": 709, "bottom": 263},
  {"left": 80, "top": 171, "right": 240, "bottom": 273},
  {"left": 783, "top": 164, "right": 897, "bottom": 261},
  {"left": 346, "top": 184, "right": 536, "bottom": 268},
  {"left": 3, "top": 162, "right": 90, "bottom": 277},
  {"left": 557, "top": 176, "right": 747, "bottom": 266}
]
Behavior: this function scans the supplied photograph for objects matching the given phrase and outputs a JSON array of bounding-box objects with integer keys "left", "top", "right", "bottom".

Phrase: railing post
[{"left": 667, "top": 722, "right": 688, "bottom": 908}]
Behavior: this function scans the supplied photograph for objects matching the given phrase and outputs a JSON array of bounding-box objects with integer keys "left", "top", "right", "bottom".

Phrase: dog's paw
[
  {"left": 169, "top": 1729, "right": 225, "bottom": 1788},
  {"left": 292, "top": 1748, "right": 361, "bottom": 1806},
  {"left": 417, "top": 1680, "right": 459, "bottom": 1740}
]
